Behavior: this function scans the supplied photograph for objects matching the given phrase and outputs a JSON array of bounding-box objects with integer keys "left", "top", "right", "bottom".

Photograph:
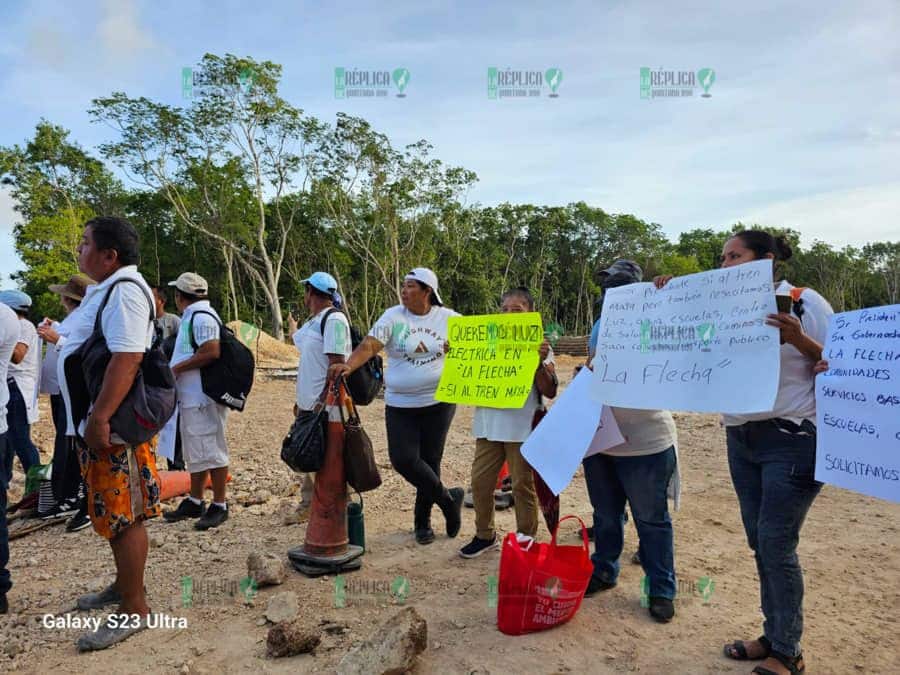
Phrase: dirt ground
[{"left": 2, "top": 355, "right": 899, "bottom": 673}]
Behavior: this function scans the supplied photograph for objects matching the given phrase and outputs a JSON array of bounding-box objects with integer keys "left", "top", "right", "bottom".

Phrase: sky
[{"left": 1, "top": 0, "right": 899, "bottom": 288}]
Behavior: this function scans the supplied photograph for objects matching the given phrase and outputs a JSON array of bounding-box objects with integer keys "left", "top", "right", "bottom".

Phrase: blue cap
[
  {"left": 301, "top": 272, "right": 339, "bottom": 295},
  {"left": 0, "top": 289, "right": 32, "bottom": 312}
]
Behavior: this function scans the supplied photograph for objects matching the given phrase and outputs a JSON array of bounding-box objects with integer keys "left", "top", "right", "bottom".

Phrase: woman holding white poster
[{"left": 655, "top": 230, "right": 833, "bottom": 675}]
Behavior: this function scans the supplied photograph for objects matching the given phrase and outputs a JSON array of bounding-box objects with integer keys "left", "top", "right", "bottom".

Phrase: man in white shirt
[
  {"left": 288, "top": 272, "right": 351, "bottom": 510},
  {"left": 163, "top": 273, "right": 230, "bottom": 531},
  {"left": 0, "top": 290, "right": 41, "bottom": 477},
  {"left": 57, "top": 217, "right": 161, "bottom": 651},
  {"left": 57, "top": 216, "right": 160, "bottom": 651},
  {"left": 0, "top": 302, "right": 22, "bottom": 614}
]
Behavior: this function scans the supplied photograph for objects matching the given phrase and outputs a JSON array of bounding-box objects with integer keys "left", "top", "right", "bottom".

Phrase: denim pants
[
  {"left": 1, "top": 432, "right": 11, "bottom": 595},
  {"left": 726, "top": 421, "right": 822, "bottom": 658},
  {"left": 582, "top": 446, "right": 677, "bottom": 599},
  {"left": 5, "top": 379, "right": 39, "bottom": 478}
]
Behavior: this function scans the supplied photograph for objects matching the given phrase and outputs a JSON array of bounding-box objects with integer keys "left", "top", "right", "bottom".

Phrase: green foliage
[{"left": 2, "top": 56, "right": 897, "bottom": 335}]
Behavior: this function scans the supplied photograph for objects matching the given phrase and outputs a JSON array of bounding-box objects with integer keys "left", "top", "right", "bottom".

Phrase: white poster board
[
  {"left": 590, "top": 258, "right": 780, "bottom": 413},
  {"left": 816, "top": 305, "right": 900, "bottom": 503},
  {"left": 522, "top": 369, "right": 623, "bottom": 495}
]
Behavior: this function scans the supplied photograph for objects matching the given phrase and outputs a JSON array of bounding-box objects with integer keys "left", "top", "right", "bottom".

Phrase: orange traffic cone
[
  {"left": 495, "top": 461, "right": 510, "bottom": 490},
  {"left": 289, "top": 381, "right": 364, "bottom": 576}
]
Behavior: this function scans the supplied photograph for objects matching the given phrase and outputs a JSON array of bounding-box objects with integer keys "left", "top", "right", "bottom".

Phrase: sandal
[
  {"left": 752, "top": 651, "right": 805, "bottom": 675},
  {"left": 723, "top": 635, "right": 771, "bottom": 660}
]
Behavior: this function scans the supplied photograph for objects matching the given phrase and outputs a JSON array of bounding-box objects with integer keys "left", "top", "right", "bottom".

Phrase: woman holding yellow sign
[
  {"left": 328, "top": 268, "right": 464, "bottom": 546},
  {"left": 459, "top": 287, "right": 557, "bottom": 559}
]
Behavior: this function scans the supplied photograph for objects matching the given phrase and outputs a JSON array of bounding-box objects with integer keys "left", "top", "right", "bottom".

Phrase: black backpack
[
  {"left": 320, "top": 308, "right": 383, "bottom": 405},
  {"left": 188, "top": 310, "right": 255, "bottom": 411},
  {"left": 64, "top": 278, "right": 177, "bottom": 445}
]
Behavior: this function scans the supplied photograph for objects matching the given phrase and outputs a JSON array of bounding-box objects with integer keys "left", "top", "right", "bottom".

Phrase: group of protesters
[{"left": 0, "top": 215, "right": 833, "bottom": 674}]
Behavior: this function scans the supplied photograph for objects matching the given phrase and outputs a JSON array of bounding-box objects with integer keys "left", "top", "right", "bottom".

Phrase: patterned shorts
[{"left": 78, "top": 440, "right": 162, "bottom": 540}]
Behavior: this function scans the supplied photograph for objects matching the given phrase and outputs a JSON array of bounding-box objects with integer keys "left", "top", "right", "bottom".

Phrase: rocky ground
[{"left": 2, "top": 355, "right": 899, "bottom": 673}]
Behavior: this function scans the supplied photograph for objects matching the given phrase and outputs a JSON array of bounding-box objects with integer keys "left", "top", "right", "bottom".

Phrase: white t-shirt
[
  {"left": 293, "top": 308, "right": 352, "bottom": 411},
  {"left": 0, "top": 304, "right": 20, "bottom": 436},
  {"left": 723, "top": 281, "right": 834, "bottom": 426},
  {"left": 58, "top": 265, "right": 156, "bottom": 436},
  {"left": 370, "top": 304, "right": 460, "bottom": 408},
  {"left": 40, "top": 320, "right": 64, "bottom": 395},
  {"left": 473, "top": 350, "right": 555, "bottom": 443},
  {"left": 170, "top": 300, "right": 222, "bottom": 409},
  {"left": 8, "top": 317, "right": 41, "bottom": 424}
]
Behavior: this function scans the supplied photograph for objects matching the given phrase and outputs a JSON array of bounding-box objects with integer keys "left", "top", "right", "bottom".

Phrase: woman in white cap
[
  {"left": 329, "top": 268, "right": 464, "bottom": 545},
  {"left": 0, "top": 290, "right": 41, "bottom": 476}
]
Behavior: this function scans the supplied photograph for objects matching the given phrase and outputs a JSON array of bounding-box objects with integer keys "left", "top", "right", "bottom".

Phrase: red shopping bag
[{"left": 496, "top": 515, "right": 593, "bottom": 635}]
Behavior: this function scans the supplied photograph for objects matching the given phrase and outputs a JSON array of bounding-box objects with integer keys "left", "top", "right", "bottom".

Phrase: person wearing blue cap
[
  {"left": 287, "top": 272, "right": 350, "bottom": 512},
  {"left": 0, "top": 290, "right": 41, "bottom": 477}
]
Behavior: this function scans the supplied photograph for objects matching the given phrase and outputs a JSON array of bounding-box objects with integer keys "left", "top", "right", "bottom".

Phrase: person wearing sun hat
[
  {"left": 286, "top": 271, "right": 351, "bottom": 511},
  {"left": 0, "top": 289, "right": 41, "bottom": 477},
  {"left": 37, "top": 274, "right": 95, "bottom": 529},
  {"left": 329, "top": 267, "right": 465, "bottom": 545}
]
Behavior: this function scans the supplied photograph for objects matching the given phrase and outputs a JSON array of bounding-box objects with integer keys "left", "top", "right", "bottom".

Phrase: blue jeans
[
  {"left": 5, "top": 379, "right": 39, "bottom": 477},
  {"left": 582, "top": 446, "right": 677, "bottom": 599},
  {"left": 726, "top": 421, "right": 822, "bottom": 658},
  {"left": 1, "top": 432, "right": 11, "bottom": 595}
]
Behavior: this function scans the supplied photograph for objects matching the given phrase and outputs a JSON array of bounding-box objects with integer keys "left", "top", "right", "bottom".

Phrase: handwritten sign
[
  {"left": 435, "top": 313, "right": 543, "bottom": 408},
  {"left": 523, "top": 369, "right": 622, "bottom": 495},
  {"left": 816, "top": 305, "right": 900, "bottom": 503},
  {"left": 590, "top": 258, "right": 781, "bottom": 413}
]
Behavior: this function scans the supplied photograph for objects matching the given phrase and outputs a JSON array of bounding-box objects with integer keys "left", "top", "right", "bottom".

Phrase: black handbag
[
  {"left": 337, "top": 380, "right": 381, "bottom": 492},
  {"left": 280, "top": 389, "right": 328, "bottom": 473}
]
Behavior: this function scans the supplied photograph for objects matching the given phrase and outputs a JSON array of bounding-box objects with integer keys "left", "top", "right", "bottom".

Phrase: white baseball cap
[
  {"left": 168, "top": 272, "right": 209, "bottom": 296},
  {"left": 405, "top": 267, "right": 443, "bottom": 306}
]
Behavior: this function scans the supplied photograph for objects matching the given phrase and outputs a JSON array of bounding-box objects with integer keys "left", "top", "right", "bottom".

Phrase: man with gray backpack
[{"left": 163, "top": 273, "right": 232, "bottom": 530}]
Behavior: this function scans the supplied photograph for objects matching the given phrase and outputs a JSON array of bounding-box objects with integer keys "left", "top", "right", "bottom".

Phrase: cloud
[
  {"left": 0, "top": 186, "right": 24, "bottom": 288},
  {"left": 736, "top": 183, "right": 900, "bottom": 248},
  {"left": 97, "top": 0, "right": 155, "bottom": 62}
]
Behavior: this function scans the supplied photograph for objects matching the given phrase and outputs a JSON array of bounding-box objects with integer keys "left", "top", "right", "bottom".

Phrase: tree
[{"left": 91, "top": 54, "right": 323, "bottom": 339}]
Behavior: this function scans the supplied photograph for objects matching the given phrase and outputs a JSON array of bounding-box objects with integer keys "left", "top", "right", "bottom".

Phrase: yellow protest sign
[{"left": 436, "top": 312, "right": 543, "bottom": 408}]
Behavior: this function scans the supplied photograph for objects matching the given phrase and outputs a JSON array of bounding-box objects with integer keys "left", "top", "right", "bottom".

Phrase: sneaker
[
  {"left": 463, "top": 487, "right": 474, "bottom": 509},
  {"left": 66, "top": 505, "right": 91, "bottom": 533},
  {"left": 649, "top": 596, "right": 675, "bottom": 623},
  {"left": 493, "top": 492, "right": 514, "bottom": 510},
  {"left": 459, "top": 535, "right": 499, "bottom": 559},
  {"left": 415, "top": 527, "right": 435, "bottom": 545},
  {"left": 584, "top": 576, "right": 617, "bottom": 597},
  {"left": 41, "top": 498, "right": 79, "bottom": 520},
  {"left": 440, "top": 488, "right": 464, "bottom": 538},
  {"left": 195, "top": 503, "right": 228, "bottom": 530},
  {"left": 163, "top": 498, "right": 205, "bottom": 522},
  {"left": 76, "top": 584, "right": 122, "bottom": 611},
  {"left": 76, "top": 614, "right": 148, "bottom": 652}
]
